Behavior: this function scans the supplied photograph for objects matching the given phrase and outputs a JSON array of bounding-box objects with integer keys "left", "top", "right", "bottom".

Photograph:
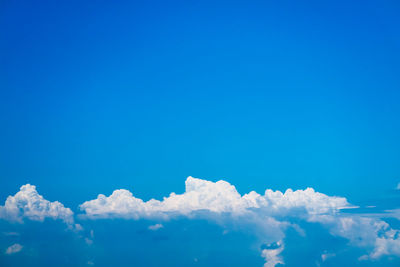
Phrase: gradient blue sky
[
  {"left": 1, "top": 1, "right": 400, "bottom": 266},
  {"left": 1, "top": 0, "right": 400, "bottom": 207}
]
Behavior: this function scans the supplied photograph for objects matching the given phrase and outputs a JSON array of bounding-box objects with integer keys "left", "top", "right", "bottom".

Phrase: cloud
[
  {"left": 85, "top": 237, "right": 93, "bottom": 246},
  {"left": 321, "top": 251, "right": 335, "bottom": 261},
  {"left": 385, "top": 209, "right": 400, "bottom": 220},
  {"left": 261, "top": 241, "right": 284, "bottom": 267},
  {"left": 370, "top": 233, "right": 400, "bottom": 259},
  {"left": 0, "top": 184, "right": 74, "bottom": 225},
  {"left": 309, "top": 213, "right": 400, "bottom": 258},
  {"left": 148, "top": 223, "right": 163, "bottom": 231},
  {"left": 5, "top": 243, "right": 23, "bottom": 255},
  {"left": 79, "top": 176, "right": 350, "bottom": 219},
  {"left": 78, "top": 176, "right": 354, "bottom": 265},
  {"left": 397, "top": 183, "right": 400, "bottom": 190},
  {"left": 78, "top": 176, "right": 400, "bottom": 264},
  {"left": 2, "top": 177, "right": 399, "bottom": 265}
]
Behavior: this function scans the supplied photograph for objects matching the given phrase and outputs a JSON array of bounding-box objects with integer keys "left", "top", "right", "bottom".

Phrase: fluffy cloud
[
  {"left": 78, "top": 176, "right": 400, "bottom": 266},
  {"left": 2, "top": 178, "right": 399, "bottom": 266},
  {"left": 79, "top": 176, "right": 349, "bottom": 219},
  {"left": 78, "top": 176, "right": 351, "bottom": 266},
  {"left": 397, "top": 183, "right": 400, "bottom": 190},
  {"left": 0, "top": 184, "right": 74, "bottom": 225},
  {"left": 309, "top": 213, "right": 400, "bottom": 259},
  {"left": 5, "top": 243, "right": 23, "bottom": 255}
]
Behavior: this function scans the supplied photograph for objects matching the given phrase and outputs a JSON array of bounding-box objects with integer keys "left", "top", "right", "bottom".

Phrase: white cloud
[
  {"left": 79, "top": 176, "right": 349, "bottom": 219},
  {"left": 5, "top": 243, "right": 23, "bottom": 255},
  {"left": 78, "top": 176, "right": 356, "bottom": 265},
  {"left": 2, "top": 177, "right": 397, "bottom": 265},
  {"left": 0, "top": 184, "right": 74, "bottom": 225},
  {"left": 74, "top": 223, "right": 84, "bottom": 231},
  {"left": 307, "top": 211, "right": 400, "bottom": 260},
  {"left": 397, "top": 183, "right": 400, "bottom": 190},
  {"left": 321, "top": 251, "right": 335, "bottom": 261},
  {"left": 370, "top": 233, "right": 400, "bottom": 259},
  {"left": 148, "top": 223, "right": 163, "bottom": 231},
  {"left": 357, "top": 233, "right": 400, "bottom": 260},
  {"left": 78, "top": 176, "right": 400, "bottom": 263},
  {"left": 261, "top": 241, "right": 284, "bottom": 267},
  {"left": 85, "top": 237, "right": 93, "bottom": 246}
]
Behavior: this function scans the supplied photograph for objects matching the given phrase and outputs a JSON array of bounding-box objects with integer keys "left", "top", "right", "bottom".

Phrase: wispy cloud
[{"left": 148, "top": 223, "right": 163, "bottom": 231}]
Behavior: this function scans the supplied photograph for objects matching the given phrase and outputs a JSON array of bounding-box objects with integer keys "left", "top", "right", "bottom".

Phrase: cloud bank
[
  {"left": 79, "top": 176, "right": 349, "bottom": 219},
  {"left": 1, "top": 177, "right": 399, "bottom": 266},
  {"left": 79, "top": 176, "right": 400, "bottom": 266}
]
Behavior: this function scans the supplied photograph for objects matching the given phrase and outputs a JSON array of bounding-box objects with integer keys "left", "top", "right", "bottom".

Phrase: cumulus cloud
[
  {"left": 0, "top": 184, "right": 74, "bottom": 225},
  {"left": 371, "top": 236, "right": 400, "bottom": 259},
  {"left": 309, "top": 212, "right": 400, "bottom": 259},
  {"left": 397, "top": 183, "right": 400, "bottom": 190},
  {"left": 79, "top": 176, "right": 349, "bottom": 219},
  {"left": 2, "top": 177, "right": 398, "bottom": 265},
  {"left": 5, "top": 243, "right": 23, "bottom": 255},
  {"left": 79, "top": 176, "right": 400, "bottom": 264},
  {"left": 78, "top": 176, "right": 352, "bottom": 265}
]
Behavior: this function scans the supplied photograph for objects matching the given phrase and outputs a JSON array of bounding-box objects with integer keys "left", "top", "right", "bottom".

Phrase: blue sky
[{"left": 1, "top": 0, "right": 400, "bottom": 266}]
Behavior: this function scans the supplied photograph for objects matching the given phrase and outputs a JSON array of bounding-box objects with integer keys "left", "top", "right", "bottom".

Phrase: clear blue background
[{"left": 1, "top": 0, "right": 400, "bottom": 209}]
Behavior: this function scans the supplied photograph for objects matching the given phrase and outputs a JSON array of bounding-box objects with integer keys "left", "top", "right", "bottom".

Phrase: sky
[{"left": 1, "top": 0, "right": 400, "bottom": 266}]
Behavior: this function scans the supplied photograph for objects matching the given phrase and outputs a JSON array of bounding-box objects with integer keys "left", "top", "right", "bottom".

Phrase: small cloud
[
  {"left": 84, "top": 230, "right": 95, "bottom": 245},
  {"left": 396, "top": 183, "right": 400, "bottom": 190},
  {"left": 358, "top": 255, "right": 369, "bottom": 261},
  {"left": 5, "top": 243, "right": 23, "bottom": 255},
  {"left": 87, "top": 260, "right": 94, "bottom": 265},
  {"left": 74, "top": 224, "right": 84, "bottom": 231},
  {"left": 85, "top": 238, "right": 93, "bottom": 246},
  {"left": 148, "top": 223, "right": 163, "bottom": 231},
  {"left": 321, "top": 252, "right": 335, "bottom": 261},
  {"left": 261, "top": 241, "right": 284, "bottom": 267}
]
